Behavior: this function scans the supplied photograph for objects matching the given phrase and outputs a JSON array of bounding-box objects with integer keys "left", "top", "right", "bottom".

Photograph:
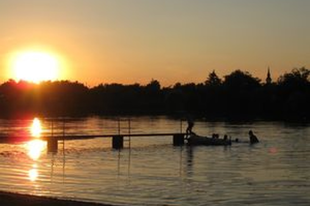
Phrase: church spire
[{"left": 266, "top": 67, "right": 272, "bottom": 84}]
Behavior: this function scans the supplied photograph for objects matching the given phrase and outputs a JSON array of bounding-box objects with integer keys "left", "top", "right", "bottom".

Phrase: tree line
[{"left": 0, "top": 67, "right": 309, "bottom": 121}]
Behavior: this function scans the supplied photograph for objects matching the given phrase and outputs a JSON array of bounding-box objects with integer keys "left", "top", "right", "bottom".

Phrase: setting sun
[{"left": 11, "top": 51, "right": 60, "bottom": 83}]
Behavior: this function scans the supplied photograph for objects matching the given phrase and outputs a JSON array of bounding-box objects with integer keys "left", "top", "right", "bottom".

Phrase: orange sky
[{"left": 1, "top": 0, "right": 310, "bottom": 86}]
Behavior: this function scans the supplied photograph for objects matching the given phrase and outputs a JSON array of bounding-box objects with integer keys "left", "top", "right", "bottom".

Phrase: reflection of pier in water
[{"left": 48, "top": 144, "right": 193, "bottom": 187}]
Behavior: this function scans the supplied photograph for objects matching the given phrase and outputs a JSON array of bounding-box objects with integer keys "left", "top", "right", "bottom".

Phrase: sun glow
[{"left": 11, "top": 51, "right": 60, "bottom": 83}]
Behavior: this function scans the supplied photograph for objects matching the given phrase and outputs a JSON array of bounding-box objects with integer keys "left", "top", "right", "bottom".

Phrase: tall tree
[
  {"left": 223, "top": 70, "right": 261, "bottom": 90},
  {"left": 205, "top": 70, "right": 222, "bottom": 87}
]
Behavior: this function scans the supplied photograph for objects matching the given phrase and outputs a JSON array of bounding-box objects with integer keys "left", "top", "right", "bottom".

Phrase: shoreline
[{"left": 0, "top": 191, "right": 117, "bottom": 206}]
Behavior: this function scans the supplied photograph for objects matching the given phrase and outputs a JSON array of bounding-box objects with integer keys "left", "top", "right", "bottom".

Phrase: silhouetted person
[
  {"left": 249, "top": 130, "right": 259, "bottom": 144},
  {"left": 223, "top": 135, "right": 228, "bottom": 140},
  {"left": 186, "top": 115, "right": 194, "bottom": 136}
]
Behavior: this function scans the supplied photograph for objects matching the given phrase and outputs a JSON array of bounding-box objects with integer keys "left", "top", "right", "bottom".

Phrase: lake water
[{"left": 0, "top": 116, "right": 309, "bottom": 206}]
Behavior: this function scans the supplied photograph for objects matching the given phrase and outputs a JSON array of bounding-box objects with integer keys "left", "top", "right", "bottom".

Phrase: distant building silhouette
[{"left": 266, "top": 67, "right": 272, "bottom": 84}]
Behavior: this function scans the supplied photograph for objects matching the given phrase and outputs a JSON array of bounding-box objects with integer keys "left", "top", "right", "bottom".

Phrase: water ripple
[{"left": 0, "top": 117, "right": 309, "bottom": 206}]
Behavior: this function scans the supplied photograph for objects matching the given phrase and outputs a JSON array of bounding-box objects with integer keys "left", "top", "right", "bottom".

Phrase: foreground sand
[{"left": 0, "top": 191, "right": 116, "bottom": 206}]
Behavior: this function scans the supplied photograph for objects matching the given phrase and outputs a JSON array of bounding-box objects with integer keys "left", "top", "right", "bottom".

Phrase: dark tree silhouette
[
  {"left": 277, "top": 67, "right": 310, "bottom": 119},
  {"left": 205, "top": 70, "right": 222, "bottom": 87},
  {"left": 0, "top": 68, "right": 309, "bottom": 121},
  {"left": 202, "top": 71, "right": 224, "bottom": 117},
  {"left": 223, "top": 70, "right": 261, "bottom": 91},
  {"left": 278, "top": 67, "right": 310, "bottom": 91},
  {"left": 222, "top": 70, "right": 261, "bottom": 118}
]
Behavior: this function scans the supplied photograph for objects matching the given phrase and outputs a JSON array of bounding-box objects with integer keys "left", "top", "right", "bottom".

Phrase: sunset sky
[{"left": 1, "top": 0, "right": 310, "bottom": 86}]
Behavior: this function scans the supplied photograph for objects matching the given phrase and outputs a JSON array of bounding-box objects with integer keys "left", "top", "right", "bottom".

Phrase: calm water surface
[{"left": 0, "top": 116, "right": 309, "bottom": 206}]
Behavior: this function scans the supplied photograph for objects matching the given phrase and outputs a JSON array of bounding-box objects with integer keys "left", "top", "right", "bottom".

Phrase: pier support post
[
  {"left": 173, "top": 134, "right": 184, "bottom": 146},
  {"left": 47, "top": 138, "right": 58, "bottom": 153},
  {"left": 112, "top": 135, "right": 124, "bottom": 149}
]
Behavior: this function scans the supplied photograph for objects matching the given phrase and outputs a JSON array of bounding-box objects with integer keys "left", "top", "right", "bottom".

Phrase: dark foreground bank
[{"left": 0, "top": 191, "right": 117, "bottom": 206}]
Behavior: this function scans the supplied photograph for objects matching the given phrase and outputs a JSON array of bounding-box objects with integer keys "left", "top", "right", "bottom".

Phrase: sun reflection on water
[
  {"left": 26, "top": 139, "right": 45, "bottom": 182},
  {"left": 26, "top": 139, "right": 46, "bottom": 161},
  {"left": 28, "top": 164, "right": 39, "bottom": 182},
  {"left": 30, "top": 117, "right": 42, "bottom": 138},
  {"left": 26, "top": 118, "right": 46, "bottom": 182}
]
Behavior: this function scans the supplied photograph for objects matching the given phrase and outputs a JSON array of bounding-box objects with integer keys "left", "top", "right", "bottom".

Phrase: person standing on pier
[{"left": 186, "top": 115, "right": 194, "bottom": 137}]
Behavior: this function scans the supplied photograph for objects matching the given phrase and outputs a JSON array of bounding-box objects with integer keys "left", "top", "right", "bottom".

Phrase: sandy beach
[{"left": 0, "top": 191, "right": 116, "bottom": 206}]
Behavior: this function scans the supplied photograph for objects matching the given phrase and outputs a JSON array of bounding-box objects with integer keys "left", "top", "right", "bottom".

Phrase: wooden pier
[
  {"left": 0, "top": 118, "right": 188, "bottom": 152},
  {"left": 42, "top": 132, "right": 187, "bottom": 151}
]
